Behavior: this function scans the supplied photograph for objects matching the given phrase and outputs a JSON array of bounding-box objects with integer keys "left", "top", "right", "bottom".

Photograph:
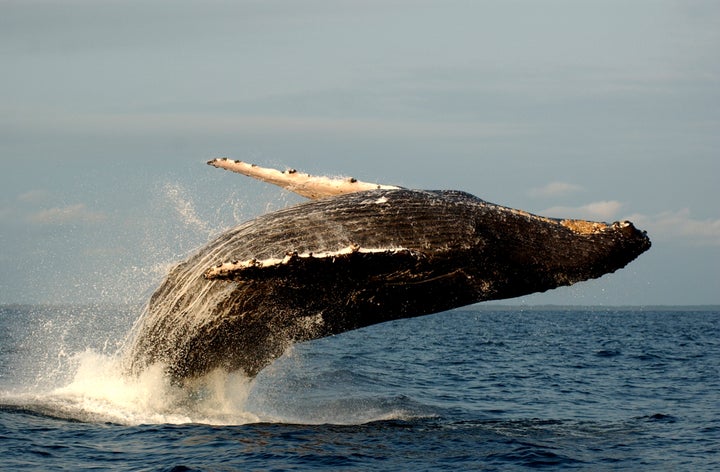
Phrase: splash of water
[
  {"left": 1, "top": 180, "right": 265, "bottom": 425},
  {"left": 3, "top": 349, "right": 259, "bottom": 426},
  {"left": 161, "top": 182, "right": 213, "bottom": 238},
  {"left": 54, "top": 351, "right": 259, "bottom": 425},
  {"left": 1, "top": 176, "right": 424, "bottom": 426}
]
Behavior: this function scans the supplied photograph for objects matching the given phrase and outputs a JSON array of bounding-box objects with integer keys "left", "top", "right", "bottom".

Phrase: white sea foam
[
  {"left": 2, "top": 347, "right": 423, "bottom": 427},
  {"left": 10, "top": 350, "right": 261, "bottom": 426}
]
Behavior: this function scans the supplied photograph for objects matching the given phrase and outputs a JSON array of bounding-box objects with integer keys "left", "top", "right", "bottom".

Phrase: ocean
[{"left": 1, "top": 304, "right": 718, "bottom": 470}]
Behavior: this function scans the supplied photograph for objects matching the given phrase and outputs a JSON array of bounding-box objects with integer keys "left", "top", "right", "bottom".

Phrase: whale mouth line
[{"left": 204, "top": 245, "right": 418, "bottom": 280}]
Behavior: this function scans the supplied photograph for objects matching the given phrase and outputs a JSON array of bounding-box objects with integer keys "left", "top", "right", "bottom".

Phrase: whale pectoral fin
[
  {"left": 204, "top": 245, "right": 427, "bottom": 281},
  {"left": 207, "top": 158, "right": 401, "bottom": 199}
]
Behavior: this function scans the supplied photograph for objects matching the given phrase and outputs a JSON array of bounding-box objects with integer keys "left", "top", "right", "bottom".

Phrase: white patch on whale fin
[
  {"left": 204, "top": 245, "right": 425, "bottom": 280},
  {"left": 207, "top": 158, "right": 401, "bottom": 199}
]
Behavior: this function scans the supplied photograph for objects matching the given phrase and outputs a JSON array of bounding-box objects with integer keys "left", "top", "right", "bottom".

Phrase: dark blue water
[{"left": 1, "top": 305, "right": 718, "bottom": 470}]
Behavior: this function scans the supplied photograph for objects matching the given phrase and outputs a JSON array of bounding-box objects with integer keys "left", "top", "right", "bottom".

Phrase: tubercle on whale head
[
  {"left": 499, "top": 199, "right": 650, "bottom": 251},
  {"left": 559, "top": 219, "right": 611, "bottom": 234},
  {"left": 560, "top": 218, "right": 651, "bottom": 281},
  {"left": 559, "top": 218, "right": 650, "bottom": 245},
  {"left": 612, "top": 220, "right": 650, "bottom": 242}
]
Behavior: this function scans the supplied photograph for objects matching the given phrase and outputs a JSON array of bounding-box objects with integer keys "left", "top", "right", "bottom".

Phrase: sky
[{"left": 1, "top": 0, "right": 718, "bottom": 306}]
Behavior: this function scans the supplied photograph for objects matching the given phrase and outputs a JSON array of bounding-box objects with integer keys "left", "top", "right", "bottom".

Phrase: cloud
[
  {"left": 528, "top": 182, "right": 583, "bottom": 198},
  {"left": 0, "top": 205, "right": 12, "bottom": 221},
  {"left": 17, "top": 189, "right": 50, "bottom": 203},
  {"left": 624, "top": 209, "right": 720, "bottom": 246},
  {"left": 2, "top": 109, "right": 528, "bottom": 141},
  {"left": 541, "top": 200, "right": 623, "bottom": 221},
  {"left": 27, "top": 204, "right": 106, "bottom": 225}
]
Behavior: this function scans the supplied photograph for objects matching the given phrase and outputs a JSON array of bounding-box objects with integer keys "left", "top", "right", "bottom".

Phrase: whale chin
[{"left": 124, "top": 163, "right": 651, "bottom": 382}]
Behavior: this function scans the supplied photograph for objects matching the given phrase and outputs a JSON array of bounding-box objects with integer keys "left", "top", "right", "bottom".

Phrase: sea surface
[{"left": 1, "top": 304, "right": 718, "bottom": 471}]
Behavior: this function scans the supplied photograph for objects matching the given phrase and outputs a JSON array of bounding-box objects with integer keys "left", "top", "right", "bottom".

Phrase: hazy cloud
[
  {"left": 625, "top": 209, "right": 720, "bottom": 246},
  {"left": 529, "top": 182, "right": 584, "bottom": 198},
  {"left": 541, "top": 200, "right": 624, "bottom": 221},
  {"left": 27, "top": 204, "right": 106, "bottom": 225},
  {"left": 3, "top": 110, "right": 527, "bottom": 141},
  {"left": 17, "top": 189, "right": 50, "bottom": 203},
  {"left": 0, "top": 205, "right": 12, "bottom": 221}
]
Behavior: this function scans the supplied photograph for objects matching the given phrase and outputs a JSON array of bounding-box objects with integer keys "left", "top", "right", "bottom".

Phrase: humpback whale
[{"left": 125, "top": 160, "right": 651, "bottom": 382}]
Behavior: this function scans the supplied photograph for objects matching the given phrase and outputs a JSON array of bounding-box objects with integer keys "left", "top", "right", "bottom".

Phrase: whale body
[{"left": 125, "top": 164, "right": 651, "bottom": 382}]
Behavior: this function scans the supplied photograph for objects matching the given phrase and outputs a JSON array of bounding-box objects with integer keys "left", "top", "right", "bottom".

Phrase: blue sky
[{"left": 1, "top": 0, "right": 718, "bottom": 305}]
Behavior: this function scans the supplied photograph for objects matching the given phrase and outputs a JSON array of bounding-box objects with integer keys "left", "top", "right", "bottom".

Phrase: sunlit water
[{"left": 1, "top": 304, "right": 718, "bottom": 470}]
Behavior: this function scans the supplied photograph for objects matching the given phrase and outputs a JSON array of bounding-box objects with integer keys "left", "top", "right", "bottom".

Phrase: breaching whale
[{"left": 125, "top": 159, "right": 651, "bottom": 382}]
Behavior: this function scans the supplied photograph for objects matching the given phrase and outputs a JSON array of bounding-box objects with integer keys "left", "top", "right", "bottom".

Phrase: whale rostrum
[{"left": 124, "top": 160, "right": 651, "bottom": 381}]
